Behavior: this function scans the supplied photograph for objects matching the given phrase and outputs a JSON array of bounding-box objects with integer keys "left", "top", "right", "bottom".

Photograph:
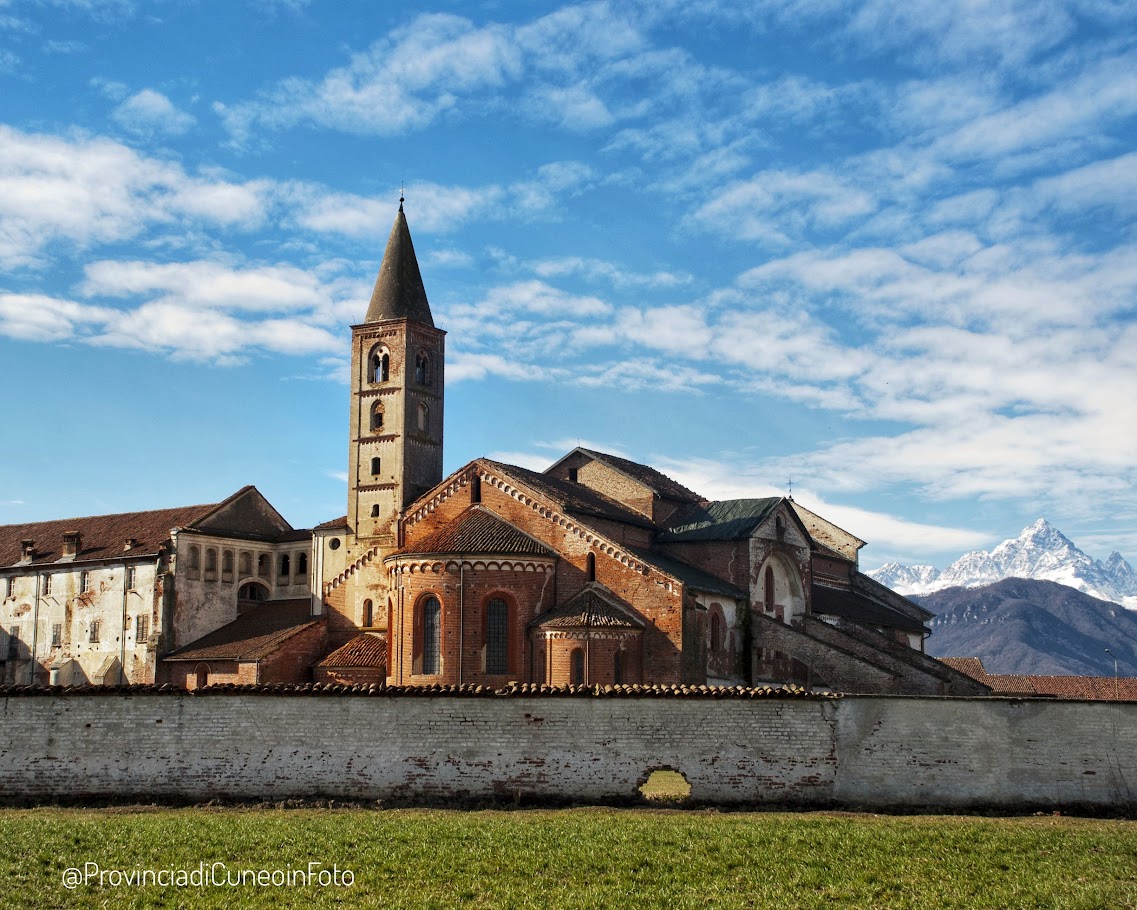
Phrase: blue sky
[{"left": 1, "top": 0, "right": 1135, "bottom": 570}]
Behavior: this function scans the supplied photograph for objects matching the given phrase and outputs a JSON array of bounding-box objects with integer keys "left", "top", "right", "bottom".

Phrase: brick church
[{"left": 0, "top": 204, "right": 986, "bottom": 696}]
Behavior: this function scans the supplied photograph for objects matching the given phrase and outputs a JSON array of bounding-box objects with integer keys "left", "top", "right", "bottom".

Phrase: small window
[
  {"left": 125, "top": 565, "right": 137, "bottom": 590},
  {"left": 205, "top": 549, "right": 217, "bottom": 573},
  {"left": 279, "top": 554, "right": 290, "bottom": 578},
  {"left": 371, "top": 456, "right": 381, "bottom": 475},
  {"left": 222, "top": 550, "right": 234, "bottom": 574},
  {"left": 371, "top": 504, "right": 381, "bottom": 517},
  {"left": 8, "top": 626, "right": 20, "bottom": 659},
  {"left": 371, "top": 401, "right": 384, "bottom": 432},
  {"left": 80, "top": 570, "right": 91, "bottom": 593},
  {"left": 415, "top": 351, "right": 430, "bottom": 385},
  {"left": 187, "top": 546, "right": 200, "bottom": 571},
  {"left": 417, "top": 402, "right": 428, "bottom": 432},
  {"left": 195, "top": 664, "right": 209, "bottom": 689},
  {"left": 89, "top": 620, "right": 100, "bottom": 644},
  {"left": 297, "top": 552, "right": 308, "bottom": 576},
  {"left": 485, "top": 597, "right": 508, "bottom": 675},
  {"left": 4, "top": 577, "right": 12, "bottom": 598},
  {"left": 42, "top": 574, "right": 52, "bottom": 596},
  {"left": 363, "top": 599, "right": 373, "bottom": 627},
  {"left": 710, "top": 613, "right": 723, "bottom": 653},
  {"left": 136, "top": 615, "right": 149, "bottom": 643},
  {"left": 568, "top": 468, "right": 578, "bottom": 483},
  {"left": 471, "top": 475, "right": 481, "bottom": 503},
  {"left": 257, "top": 554, "right": 269, "bottom": 578},
  {"left": 586, "top": 552, "right": 596, "bottom": 582},
  {"left": 570, "top": 647, "right": 585, "bottom": 685},
  {"left": 328, "top": 538, "right": 341, "bottom": 551},
  {"left": 51, "top": 623, "right": 62, "bottom": 648},
  {"left": 764, "top": 565, "right": 775, "bottom": 613}
]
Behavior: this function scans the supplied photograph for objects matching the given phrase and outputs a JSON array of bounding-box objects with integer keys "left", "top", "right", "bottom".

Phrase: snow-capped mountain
[
  {"left": 869, "top": 563, "right": 941, "bottom": 591},
  {"left": 868, "top": 519, "right": 1137, "bottom": 609}
]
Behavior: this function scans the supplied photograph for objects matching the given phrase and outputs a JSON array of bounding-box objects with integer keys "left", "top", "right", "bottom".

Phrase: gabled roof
[
  {"left": 812, "top": 583, "right": 928, "bottom": 633},
  {"left": 790, "top": 502, "right": 865, "bottom": 561},
  {"left": 547, "top": 448, "right": 704, "bottom": 504},
  {"left": 399, "top": 506, "right": 554, "bottom": 558},
  {"left": 1, "top": 502, "right": 217, "bottom": 567},
  {"left": 316, "top": 633, "right": 387, "bottom": 669},
  {"left": 364, "top": 204, "right": 434, "bottom": 326},
  {"left": 483, "top": 460, "right": 657, "bottom": 530},
  {"left": 532, "top": 584, "right": 645, "bottom": 630},
  {"left": 659, "top": 497, "right": 782, "bottom": 542},
  {"left": 164, "top": 600, "right": 320, "bottom": 662},
  {"left": 313, "top": 515, "right": 349, "bottom": 531}
]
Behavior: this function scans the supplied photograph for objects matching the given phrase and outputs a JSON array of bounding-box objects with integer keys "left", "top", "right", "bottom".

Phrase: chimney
[
  {"left": 19, "top": 540, "right": 34, "bottom": 563},
  {"left": 62, "top": 531, "right": 81, "bottom": 560}
]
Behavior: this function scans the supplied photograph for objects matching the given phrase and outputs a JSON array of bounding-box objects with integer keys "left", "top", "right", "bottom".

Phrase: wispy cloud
[{"left": 111, "top": 89, "right": 196, "bottom": 138}]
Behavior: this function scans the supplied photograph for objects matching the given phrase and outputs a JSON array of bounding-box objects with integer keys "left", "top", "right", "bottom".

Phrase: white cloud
[
  {"left": 694, "top": 169, "right": 877, "bottom": 244},
  {"left": 531, "top": 256, "right": 691, "bottom": 288},
  {"left": 644, "top": 452, "right": 992, "bottom": 554},
  {"left": 111, "top": 89, "right": 195, "bottom": 137},
  {"left": 80, "top": 260, "right": 332, "bottom": 313},
  {"left": 0, "top": 126, "right": 268, "bottom": 268},
  {"left": 0, "top": 293, "right": 114, "bottom": 341}
]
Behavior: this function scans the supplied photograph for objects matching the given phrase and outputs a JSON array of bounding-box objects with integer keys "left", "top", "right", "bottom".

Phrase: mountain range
[
  {"left": 917, "top": 578, "right": 1137, "bottom": 677},
  {"left": 868, "top": 519, "right": 1137, "bottom": 609}
]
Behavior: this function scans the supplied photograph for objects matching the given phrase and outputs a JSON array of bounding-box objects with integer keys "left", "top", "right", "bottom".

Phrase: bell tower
[{"left": 347, "top": 200, "right": 445, "bottom": 541}]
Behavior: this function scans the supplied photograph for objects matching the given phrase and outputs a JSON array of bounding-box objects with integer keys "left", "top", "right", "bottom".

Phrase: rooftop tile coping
[{"left": 0, "top": 681, "right": 838, "bottom": 699}]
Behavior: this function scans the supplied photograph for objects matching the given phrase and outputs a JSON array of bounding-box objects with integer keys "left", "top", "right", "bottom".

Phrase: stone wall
[{"left": 0, "top": 690, "right": 1133, "bottom": 810}]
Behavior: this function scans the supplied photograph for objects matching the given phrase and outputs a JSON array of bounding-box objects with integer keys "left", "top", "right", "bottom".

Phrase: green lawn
[{"left": 2, "top": 807, "right": 1135, "bottom": 910}]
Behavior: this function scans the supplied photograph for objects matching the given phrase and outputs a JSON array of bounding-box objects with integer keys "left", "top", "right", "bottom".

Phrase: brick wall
[{"left": 0, "top": 691, "right": 1133, "bottom": 810}]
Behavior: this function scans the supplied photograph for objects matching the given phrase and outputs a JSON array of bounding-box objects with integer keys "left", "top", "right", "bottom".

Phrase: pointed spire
[{"left": 364, "top": 202, "right": 434, "bottom": 326}]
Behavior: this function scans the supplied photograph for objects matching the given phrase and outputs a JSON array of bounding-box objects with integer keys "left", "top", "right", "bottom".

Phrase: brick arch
[{"left": 756, "top": 552, "right": 806, "bottom": 625}]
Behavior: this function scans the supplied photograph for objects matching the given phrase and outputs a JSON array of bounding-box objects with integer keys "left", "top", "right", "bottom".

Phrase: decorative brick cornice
[
  {"left": 323, "top": 544, "right": 385, "bottom": 597},
  {"left": 386, "top": 557, "right": 554, "bottom": 576}
]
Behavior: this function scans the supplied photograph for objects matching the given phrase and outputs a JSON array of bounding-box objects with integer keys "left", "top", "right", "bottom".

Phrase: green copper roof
[{"left": 659, "top": 497, "right": 782, "bottom": 541}]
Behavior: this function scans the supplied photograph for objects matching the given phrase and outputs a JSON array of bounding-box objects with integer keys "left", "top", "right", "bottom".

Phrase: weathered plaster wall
[{"left": 0, "top": 692, "right": 1133, "bottom": 809}]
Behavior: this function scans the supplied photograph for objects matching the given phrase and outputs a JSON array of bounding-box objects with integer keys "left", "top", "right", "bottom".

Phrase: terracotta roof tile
[
  {"left": 316, "top": 633, "right": 387, "bottom": 669},
  {"left": 314, "top": 516, "right": 349, "bottom": 531},
  {"left": 533, "top": 585, "right": 645, "bottom": 630},
  {"left": 165, "top": 600, "right": 320, "bottom": 662},
  {"left": 938, "top": 657, "right": 1137, "bottom": 700},
  {"left": 0, "top": 503, "right": 217, "bottom": 567},
  {"left": 402, "top": 506, "right": 554, "bottom": 557}
]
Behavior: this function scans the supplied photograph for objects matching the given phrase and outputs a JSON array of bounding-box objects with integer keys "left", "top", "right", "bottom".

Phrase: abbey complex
[{"left": 0, "top": 207, "right": 987, "bottom": 697}]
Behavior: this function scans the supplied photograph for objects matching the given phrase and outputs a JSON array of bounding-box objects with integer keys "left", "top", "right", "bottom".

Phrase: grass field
[{"left": 2, "top": 806, "right": 1135, "bottom": 910}]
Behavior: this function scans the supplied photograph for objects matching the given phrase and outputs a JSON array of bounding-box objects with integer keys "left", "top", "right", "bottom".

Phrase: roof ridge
[{"left": 0, "top": 500, "right": 219, "bottom": 532}]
